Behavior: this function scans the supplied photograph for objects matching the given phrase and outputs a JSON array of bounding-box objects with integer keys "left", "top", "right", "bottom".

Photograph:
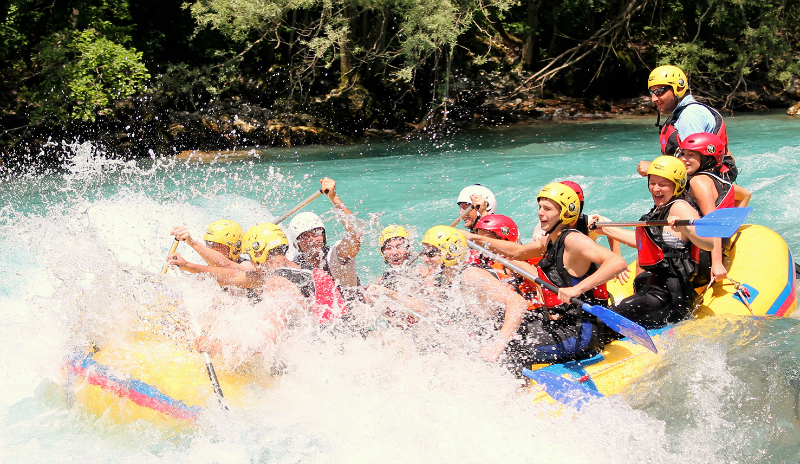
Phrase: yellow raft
[
  {"left": 526, "top": 224, "right": 797, "bottom": 402},
  {"left": 64, "top": 333, "right": 273, "bottom": 428}
]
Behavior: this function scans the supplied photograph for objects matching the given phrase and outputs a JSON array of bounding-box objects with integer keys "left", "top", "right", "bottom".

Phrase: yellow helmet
[
  {"left": 537, "top": 183, "right": 580, "bottom": 225},
  {"left": 421, "top": 225, "right": 468, "bottom": 267},
  {"left": 648, "top": 65, "right": 688, "bottom": 99},
  {"left": 204, "top": 219, "right": 243, "bottom": 260},
  {"left": 379, "top": 225, "right": 410, "bottom": 257},
  {"left": 647, "top": 155, "right": 688, "bottom": 197},
  {"left": 379, "top": 225, "right": 410, "bottom": 248},
  {"left": 241, "top": 223, "right": 288, "bottom": 265}
]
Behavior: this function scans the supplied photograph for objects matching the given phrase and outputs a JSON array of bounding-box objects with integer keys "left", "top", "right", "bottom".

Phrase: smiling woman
[{"left": 592, "top": 156, "right": 714, "bottom": 330}]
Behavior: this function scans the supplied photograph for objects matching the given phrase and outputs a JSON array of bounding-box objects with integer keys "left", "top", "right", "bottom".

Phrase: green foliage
[
  {"left": 147, "top": 61, "right": 241, "bottom": 111},
  {"left": 27, "top": 29, "right": 150, "bottom": 123}
]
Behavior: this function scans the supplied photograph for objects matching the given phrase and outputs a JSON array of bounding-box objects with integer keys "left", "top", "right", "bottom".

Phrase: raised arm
[{"left": 321, "top": 177, "right": 363, "bottom": 261}]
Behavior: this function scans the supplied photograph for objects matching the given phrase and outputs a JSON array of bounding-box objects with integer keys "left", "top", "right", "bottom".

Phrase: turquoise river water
[{"left": 2, "top": 112, "right": 800, "bottom": 463}]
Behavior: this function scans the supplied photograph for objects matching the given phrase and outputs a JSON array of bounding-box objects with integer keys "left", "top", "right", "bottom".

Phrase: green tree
[{"left": 26, "top": 28, "right": 150, "bottom": 123}]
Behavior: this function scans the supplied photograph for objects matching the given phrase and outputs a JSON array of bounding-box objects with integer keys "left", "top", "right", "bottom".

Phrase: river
[{"left": 2, "top": 112, "right": 800, "bottom": 463}]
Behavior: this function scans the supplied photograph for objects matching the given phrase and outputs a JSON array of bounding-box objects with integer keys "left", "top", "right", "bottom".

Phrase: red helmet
[
  {"left": 678, "top": 132, "right": 725, "bottom": 165},
  {"left": 473, "top": 214, "right": 519, "bottom": 242},
  {"left": 559, "top": 181, "right": 584, "bottom": 202}
]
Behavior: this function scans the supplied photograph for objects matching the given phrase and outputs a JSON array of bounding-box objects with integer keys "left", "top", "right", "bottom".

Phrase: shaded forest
[{"left": 2, "top": 0, "right": 799, "bottom": 166}]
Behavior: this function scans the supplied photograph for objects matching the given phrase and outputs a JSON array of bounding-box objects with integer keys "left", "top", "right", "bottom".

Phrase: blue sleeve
[{"left": 675, "top": 104, "right": 716, "bottom": 139}]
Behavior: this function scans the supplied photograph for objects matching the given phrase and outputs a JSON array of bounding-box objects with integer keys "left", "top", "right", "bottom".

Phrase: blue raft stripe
[
  {"left": 766, "top": 249, "right": 795, "bottom": 316},
  {"left": 536, "top": 326, "right": 671, "bottom": 393},
  {"left": 69, "top": 353, "right": 203, "bottom": 417}
]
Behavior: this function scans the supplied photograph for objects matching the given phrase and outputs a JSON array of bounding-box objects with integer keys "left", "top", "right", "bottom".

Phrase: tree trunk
[{"left": 522, "top": 0, "right": 539, "bottom": 70}]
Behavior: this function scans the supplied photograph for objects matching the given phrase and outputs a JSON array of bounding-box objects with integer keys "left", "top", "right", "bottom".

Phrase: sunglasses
[
  {"left": 422, "top": 248, "right": 441, "bottom": 258},
  {"left": 648, "top": 86, "right": 670, "bottom": 97}
]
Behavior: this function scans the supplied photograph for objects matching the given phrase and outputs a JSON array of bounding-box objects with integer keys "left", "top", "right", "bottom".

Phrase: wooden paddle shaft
[
  {"left": 449, "top": 205, "right": 474, "bottom": 227},
  {"left": 271, "top": 190, "right": 324, "bottom": 224},
  {"left": 594, "top": 219, "right": 695, "bottom": 228},
  {"left": 161, "top": 239, "right": 180, "bottom": 274}
]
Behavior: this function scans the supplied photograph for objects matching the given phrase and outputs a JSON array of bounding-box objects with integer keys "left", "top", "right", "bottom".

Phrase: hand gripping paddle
[
  {"left": 467, "top": 241, "right": 657, "bottom": 353},
  {"left": 593, "top": 207, "right": 752, "bottom": 238}
]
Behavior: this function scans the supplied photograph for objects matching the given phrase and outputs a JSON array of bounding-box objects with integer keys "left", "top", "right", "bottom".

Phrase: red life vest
[
  {"left": 660, "top": 101, "right": 728, "bottom": 157},
  {"left": 311, "top": 269, "right": 348, "bottom": 322},
  {"left": 636, "top": 200, "right": 700, "bottom": 275}
]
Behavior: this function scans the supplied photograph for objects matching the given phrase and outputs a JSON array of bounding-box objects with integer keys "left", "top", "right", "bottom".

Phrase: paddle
[
  {"left": 449, "top": 205, "right": 474, "bottom": 227},
  {"left": 593, "top": 206, "right": 752, "bottom": 238},
  {"left": 160, "top": 239, "right": 180, "bottom": 275},
  {"left": 268, "top": 190, "right": 324, "bottom": 224},
  {"left": 186, "top": 306, "right": 229, "bottom": 411},
  {"left": 467, "top": 240, "right": 658, "bottom": 353},
  {"left": 162, "top": 240, "right": 229, "bottom": 410},
  {"left": 522, "top": 368, "right": 604, "bottom": 410}
]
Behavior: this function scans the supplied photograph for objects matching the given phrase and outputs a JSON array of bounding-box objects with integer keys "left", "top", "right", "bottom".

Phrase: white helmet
[
  {"left": 287, "top": 211, "right": 326, "bottom": 250},
  {"left": 456, "top": 184, "right": 497, "bottom": 214}
]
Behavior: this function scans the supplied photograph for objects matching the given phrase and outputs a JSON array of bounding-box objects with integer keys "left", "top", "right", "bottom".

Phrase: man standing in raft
[
  {"left": 639, "top": 65, "right": 737, "bottom": 181},
  {"left": 287, "top": 177, "right": 364, "bottom": 302},
  {"left": 594, "top": 156, "right": 714, "bottom": 329},
  {"left": 464, "top": 183, "right": 627, "bottom": 365}
]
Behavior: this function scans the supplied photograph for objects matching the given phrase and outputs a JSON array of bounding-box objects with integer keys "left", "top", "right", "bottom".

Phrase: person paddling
[
  {"left": 171, "top": 219, "right": 255, "bottom": 271},
  {"left": 593, "top": 156, "right": 715, "bottom": 329},
  {"left": 286, "top": 177, "right": 364, "bottom": 302},
  {"left": 456, "top": 184, "right": 497, "bottom": 231},
  {"left": 168, "top": 223, "right": 348, "bottom": 324},
  {"left": 464, "top": 183, "right": 627, "bottom": 366},
  {"left": 677, "top": 132, "right": 751, "bottom": 285}
]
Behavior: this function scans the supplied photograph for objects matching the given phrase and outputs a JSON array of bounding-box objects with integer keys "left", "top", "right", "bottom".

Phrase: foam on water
[{"left": 2, "top": 114, "right": 800, "bottom": 462}]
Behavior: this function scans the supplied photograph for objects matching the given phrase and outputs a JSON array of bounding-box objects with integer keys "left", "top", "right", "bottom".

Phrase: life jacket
[
  {"left": 691, "top": 171, "right": 735, "bottom": 210},
  {"left": 310, "top": 269, "right": 348, "bottom": 322},
  {"left": 275, "top": 266, "right": 347, "bottom": 323},
  {"left": 635, "top": 200, "right": 699, "bottom": 287},
  {"left": 536, "top": 229, "right": 610, "bottom": 312},
  {"left": 660, "top": 101, "right": 736, "bottom": 181}
]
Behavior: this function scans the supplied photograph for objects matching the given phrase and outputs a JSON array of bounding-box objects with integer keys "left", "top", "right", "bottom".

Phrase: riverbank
[{"left": 3, "top": 73, "right": 798, "bottom": 171}]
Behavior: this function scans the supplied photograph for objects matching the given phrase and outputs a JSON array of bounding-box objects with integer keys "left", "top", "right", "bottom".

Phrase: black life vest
[
  {"left": 274, "top": 267, "right": 347, "bottom": 323},
  {"left": 688, "top": 171, "right": 735, "bottom": 211},
  {"left": 536, "top": 229, "right": 609, "bottom": 316},
  {"left": 636, "top": 200, "right": 699, "bottom": 287}
]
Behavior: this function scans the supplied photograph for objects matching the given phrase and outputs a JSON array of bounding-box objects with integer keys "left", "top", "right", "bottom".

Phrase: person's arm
[
  {"left": 321, "top": 177, "right": 363, "bottom": 261},
  {"left": 689, "top": 177, "right": 727, "bottom": 281},
  {"left": 666, "top": 201, "right": 714, "bottom": 251},
  {"left": 167, "top": 252, "right": 264, "bottom": 288},
  {"left": 171, "top": 225, "right": 249, "bottom": 270},
  {"left": 734, "top": 184, "right": 751, "bottom": 207},
  {"left": 463, "top": 268, "right": 528, "bottom": 363},
  {"left": 590, "top": 215, "right": 637, "bottom": 248},
  {"left": 637, "top": 160, "right": 651, "bottom": 177},
  {"left": 556, "top": 233, "right": 628, "bottom": 303},
  {"left": 463, "top": 231, "right": 546, "bottom": 260}
]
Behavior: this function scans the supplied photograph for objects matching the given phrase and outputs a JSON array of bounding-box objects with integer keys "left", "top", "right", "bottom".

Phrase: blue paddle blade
[
  {"left": 522, "top": 369, "right": 604, "bottom": 410},
  {"left": 693, "top": 206, "right": 752, "bottom": 238},
  {"left": 581, "top": 303, "right": 658, "bottom": 354}
]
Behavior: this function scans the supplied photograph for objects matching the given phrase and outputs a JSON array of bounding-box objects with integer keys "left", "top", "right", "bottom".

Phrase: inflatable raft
[
  {"left": 526, "top": 224, "right": 796, "bottom": 403},
  {"left": 63, "top": 333, "right": 274, "bottom": 428}
]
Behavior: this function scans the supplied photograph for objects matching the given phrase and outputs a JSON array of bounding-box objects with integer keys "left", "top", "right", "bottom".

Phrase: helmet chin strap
[{"left": 654, "top": 110, "right": 662, "bottom": 129}]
